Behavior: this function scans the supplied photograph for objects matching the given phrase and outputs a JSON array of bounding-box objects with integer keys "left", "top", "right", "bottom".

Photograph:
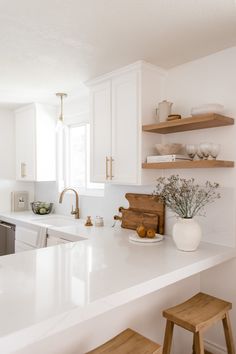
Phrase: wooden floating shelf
[
  {"left": 142, "top": 114, "right": 234, "bottom": 134},
  {"left": 142, "top": 160, "right": 234, "bottom": 170}
]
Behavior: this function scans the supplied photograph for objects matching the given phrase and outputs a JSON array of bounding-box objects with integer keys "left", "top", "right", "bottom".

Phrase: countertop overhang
[{"left": 0, "top": 212, "right": 235, "bottom": 353}]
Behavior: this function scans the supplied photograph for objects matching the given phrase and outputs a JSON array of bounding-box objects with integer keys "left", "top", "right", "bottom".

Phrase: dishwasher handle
[{"left": 0, "top": 221, "right": 15, "bottom": 231}]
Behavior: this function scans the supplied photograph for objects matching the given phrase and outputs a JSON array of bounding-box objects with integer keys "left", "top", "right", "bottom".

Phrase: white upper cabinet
[
  {"left": 111, "top": 71, "right": 139, "bottom": 184},
  {"left": 87, "top": 61, "right": 167, "bottom": 185},
  {"left": 15, "top": 103, "right": 56, "bottom": 182}
]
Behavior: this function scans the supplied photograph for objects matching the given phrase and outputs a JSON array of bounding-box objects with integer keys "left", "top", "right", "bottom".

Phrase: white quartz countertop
[
  {"left": 0, "top": 212, "right": 235, "bottom": 353},
  {"left": 0, "top": 211, "right": 80, "bottom": 228}
]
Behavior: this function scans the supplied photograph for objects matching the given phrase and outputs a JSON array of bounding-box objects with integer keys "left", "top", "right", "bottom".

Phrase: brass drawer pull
[
  {"left": 105, "top": 156, "right": 109, "bottom": 180},
  {"left": 21, "top": 162, "right": 26, "bottom": 178},
  {"left": 110, "top": 156, "right": 114, "bottom": 180}
]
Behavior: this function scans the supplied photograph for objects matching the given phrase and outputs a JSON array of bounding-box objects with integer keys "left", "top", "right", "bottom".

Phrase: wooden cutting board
[
  {"left": 119, "top": 193, "right": 165, "bottom": 234},
  {"left": 121, "top": 209, "right": 159, "bottom": 231}
]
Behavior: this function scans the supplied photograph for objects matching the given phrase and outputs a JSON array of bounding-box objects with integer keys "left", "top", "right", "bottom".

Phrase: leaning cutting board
[
  {"left": 119, "top": 193, "right": 165, "bottom": 234},
  {"left": 121, "top": 209, "right": 159, "bottom": 231}
]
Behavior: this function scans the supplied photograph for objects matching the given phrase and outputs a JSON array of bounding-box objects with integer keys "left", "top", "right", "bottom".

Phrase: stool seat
[
  {"left": 86, "top": 328, "right": 162, "bottom": 354},
  {"left": 162, "top": 292, "right": 235, "bottom": 354},
  {"left": 163, "top": 292, "right": 232, "bottom": 332}
]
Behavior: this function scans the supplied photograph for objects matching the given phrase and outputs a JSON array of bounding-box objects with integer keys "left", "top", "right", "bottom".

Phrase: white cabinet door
[
  {"left": 111, "top": 71, "right": 140, "bottom": 184},
  {"left": 90, "top": 81, "right": 111, "bottom": 182},
  {"left": 15, "top": 104, "right": 56, "bottom": 182},
  {"left": 15, "top": 240, "right": 36, "bottom": 253},
  {"left": 35, "top": 104, "right": 56, "bottom": 181},
  {"left": 15, "top": 105, "right": 36, "bottom": 181}
]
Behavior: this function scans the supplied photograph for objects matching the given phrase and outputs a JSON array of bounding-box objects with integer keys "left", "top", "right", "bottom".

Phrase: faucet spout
[{"left": 59, "top": 188, "right": 80, "bottom": 219}]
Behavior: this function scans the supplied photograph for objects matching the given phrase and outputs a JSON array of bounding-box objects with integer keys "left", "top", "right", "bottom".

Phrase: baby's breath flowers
[{"left": 154, "top": 175, "right": 220, "bottom": 218}]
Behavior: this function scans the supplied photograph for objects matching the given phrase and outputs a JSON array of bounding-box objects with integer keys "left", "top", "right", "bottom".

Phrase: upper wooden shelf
[{"left": 142, "top": 114, "right": 234, "bottom": 134}]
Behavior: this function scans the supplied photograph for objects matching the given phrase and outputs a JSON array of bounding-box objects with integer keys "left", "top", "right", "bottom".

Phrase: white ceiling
[{"left": 0, "top": 0, "right": 235, "bottom": 105}]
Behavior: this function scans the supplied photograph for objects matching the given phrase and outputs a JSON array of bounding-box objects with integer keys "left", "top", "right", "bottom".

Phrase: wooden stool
[
  {"left": 86, "top": 328, "right": 162, "bottom": 354},
  {"left": 162, "top": 292, "right": 235, "bottom": 354}
]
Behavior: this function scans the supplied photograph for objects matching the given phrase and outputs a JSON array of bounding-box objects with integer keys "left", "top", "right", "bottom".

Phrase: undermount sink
[{"left": 31, "top": 215, "right": 80, "bottom": 227}]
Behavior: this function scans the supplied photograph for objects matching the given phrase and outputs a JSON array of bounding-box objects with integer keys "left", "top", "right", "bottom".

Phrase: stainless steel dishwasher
[{"left": 0, "top": 221, "right": 15, "bottom": 255}]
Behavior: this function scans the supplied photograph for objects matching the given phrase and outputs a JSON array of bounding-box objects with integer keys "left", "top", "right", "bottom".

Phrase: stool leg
[
  {"left": 192, "top": 334, "right": 196, "bottom": 354},
  {"left": 163, "top": 320, "right": 174, "bottom": 354},
  {"left": 194, "top": 332, "right": 204, "bottom": 354},
  {"left": 222, "top": 312, "right": 235, "bottom": 354}
]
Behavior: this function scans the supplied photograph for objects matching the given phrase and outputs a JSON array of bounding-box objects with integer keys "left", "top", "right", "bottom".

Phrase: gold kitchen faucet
[{"left": 59, "top": 188, "right": 80, "bottom": 219}]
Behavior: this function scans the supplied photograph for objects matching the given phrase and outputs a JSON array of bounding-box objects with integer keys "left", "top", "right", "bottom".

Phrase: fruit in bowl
[
  {"left": 146, "top": 228, "right": 156, "bottom": 238},
  {"left": 136, "top": 226, "right": 157, "bottom": 238},
  {"left": 136, "top": 225, "right": 147, "bottom": 238},
  {"left": 31, "top": 202, "right": 53, "bottom": 215}
]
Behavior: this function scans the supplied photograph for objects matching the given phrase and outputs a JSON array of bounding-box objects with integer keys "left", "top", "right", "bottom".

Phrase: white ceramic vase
[
  {"left": 172, "top": 218, "right": 202, "bottom": 251},
  {"left": 156, "top": 100, "right": 173, "bottom": 122}
]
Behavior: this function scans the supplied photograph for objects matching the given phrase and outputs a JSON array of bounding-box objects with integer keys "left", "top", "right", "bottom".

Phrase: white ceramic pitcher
[{"left": 156, "top": 100, "right": 173, "bottom": 122}]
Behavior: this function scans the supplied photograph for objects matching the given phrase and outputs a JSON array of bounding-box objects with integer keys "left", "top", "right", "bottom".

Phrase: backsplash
[
  {"left": 35, "top": 181, "right": 155, "bottom": 223},
  {"left": 0, "top": 180, "right": 34, "bottom": 213},
  {"left": 34, "top": 181, "right": 234, "bottom": 247}
]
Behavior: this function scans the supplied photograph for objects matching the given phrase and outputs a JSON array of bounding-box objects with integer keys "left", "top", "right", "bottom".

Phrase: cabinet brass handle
[
  {"left": 110, "top": 156, "right": 114, "bottom": 180},
  {"left": 105, "top": 156, "right": 109, "bottom": 180},
  {"left": 21, "top": 162, "right": 26, "bottom": 178}
]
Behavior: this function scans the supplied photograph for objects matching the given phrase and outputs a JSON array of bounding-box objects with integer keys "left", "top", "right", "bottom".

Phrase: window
[
  {"left": 69, "top": 124, "right": 86, "bottom": 187},
  {"left": 67, "top": 123, "right": 104, "bottom": 195}
]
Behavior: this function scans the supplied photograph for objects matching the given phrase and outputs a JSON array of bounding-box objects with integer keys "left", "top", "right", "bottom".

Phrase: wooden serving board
[
  {"left": 120, "top": 193, "right": 165, "bottom": 234},
  {"left": 121, "top": 209, "right": 159, "bottom": 231}
]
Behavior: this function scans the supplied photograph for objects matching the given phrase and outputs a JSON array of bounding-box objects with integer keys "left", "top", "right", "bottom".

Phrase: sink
[{"left": 31, "top": 215, "right": 80, "bottom": 227}]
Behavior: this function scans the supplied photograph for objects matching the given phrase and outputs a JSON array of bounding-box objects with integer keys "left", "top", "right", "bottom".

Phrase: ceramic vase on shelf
[
  {"left": 172, "top": 218, "right": 202, "bottom": 252},
  {"left": 156, "top": 100, "right": 173, "bottom": 122}
]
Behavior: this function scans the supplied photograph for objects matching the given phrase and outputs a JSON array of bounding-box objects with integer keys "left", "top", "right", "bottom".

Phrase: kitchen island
[{"left": 0, "top": 216, "right": 235, "bottom": 353}]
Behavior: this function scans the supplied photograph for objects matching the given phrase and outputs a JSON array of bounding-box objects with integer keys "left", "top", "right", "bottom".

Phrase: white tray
[{"left": 129, "top": 233, "right": 164, "bottom": 243}]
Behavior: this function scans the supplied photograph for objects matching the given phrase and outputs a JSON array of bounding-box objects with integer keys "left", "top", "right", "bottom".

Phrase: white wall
[
  {"left": 35, "top": 47, "right": 236, "bottom": 352},
  {"left": 0, "top": 108, "right": 34, "bottom": 212}
]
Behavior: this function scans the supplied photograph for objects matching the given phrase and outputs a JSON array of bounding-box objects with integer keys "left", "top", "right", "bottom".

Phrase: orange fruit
[
  {"left": 136, "top": 225, "right": 147, "bottom": 238},
  {"left": 146, "top": 228, "right": 156, "bottom": 238}
]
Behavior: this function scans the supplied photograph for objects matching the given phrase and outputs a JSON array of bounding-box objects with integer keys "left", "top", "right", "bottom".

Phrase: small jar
[
  {"left": 85, "top": 216, "right": 93, "bottom": 226},
  {"left": 95, "top": 216, "right": 104, "bottom": 227}
]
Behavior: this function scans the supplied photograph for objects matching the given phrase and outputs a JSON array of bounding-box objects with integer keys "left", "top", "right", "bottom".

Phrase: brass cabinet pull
[
  {"left": 105, "top": 156, "right": 109, "bottom": 180},
  {"left": 21, "top": 162, "right": 26, "bottom": 178},
  {"left": 110, "top": 156, "right": 114, "bottom": 180}
]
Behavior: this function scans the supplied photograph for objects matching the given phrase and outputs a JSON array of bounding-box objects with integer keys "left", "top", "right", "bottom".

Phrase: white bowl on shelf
[
  {"left": 155, "top": 143, "right": 185, "bottom": 155},
  {"left": 191, "top": 104, "right": 224, "bottom": 116}
]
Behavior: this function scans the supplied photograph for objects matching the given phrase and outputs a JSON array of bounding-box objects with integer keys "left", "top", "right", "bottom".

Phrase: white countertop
[
  {"left": 0, "top": 211, "right": 80, "bottom": 228},
  {"left": 0, "top": 212, "right": 235, "bottom": 352}
]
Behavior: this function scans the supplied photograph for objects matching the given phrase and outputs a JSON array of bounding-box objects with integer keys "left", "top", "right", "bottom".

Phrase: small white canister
[{"left": 95, "top": 216, "right": 104, "bottom": 227}]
